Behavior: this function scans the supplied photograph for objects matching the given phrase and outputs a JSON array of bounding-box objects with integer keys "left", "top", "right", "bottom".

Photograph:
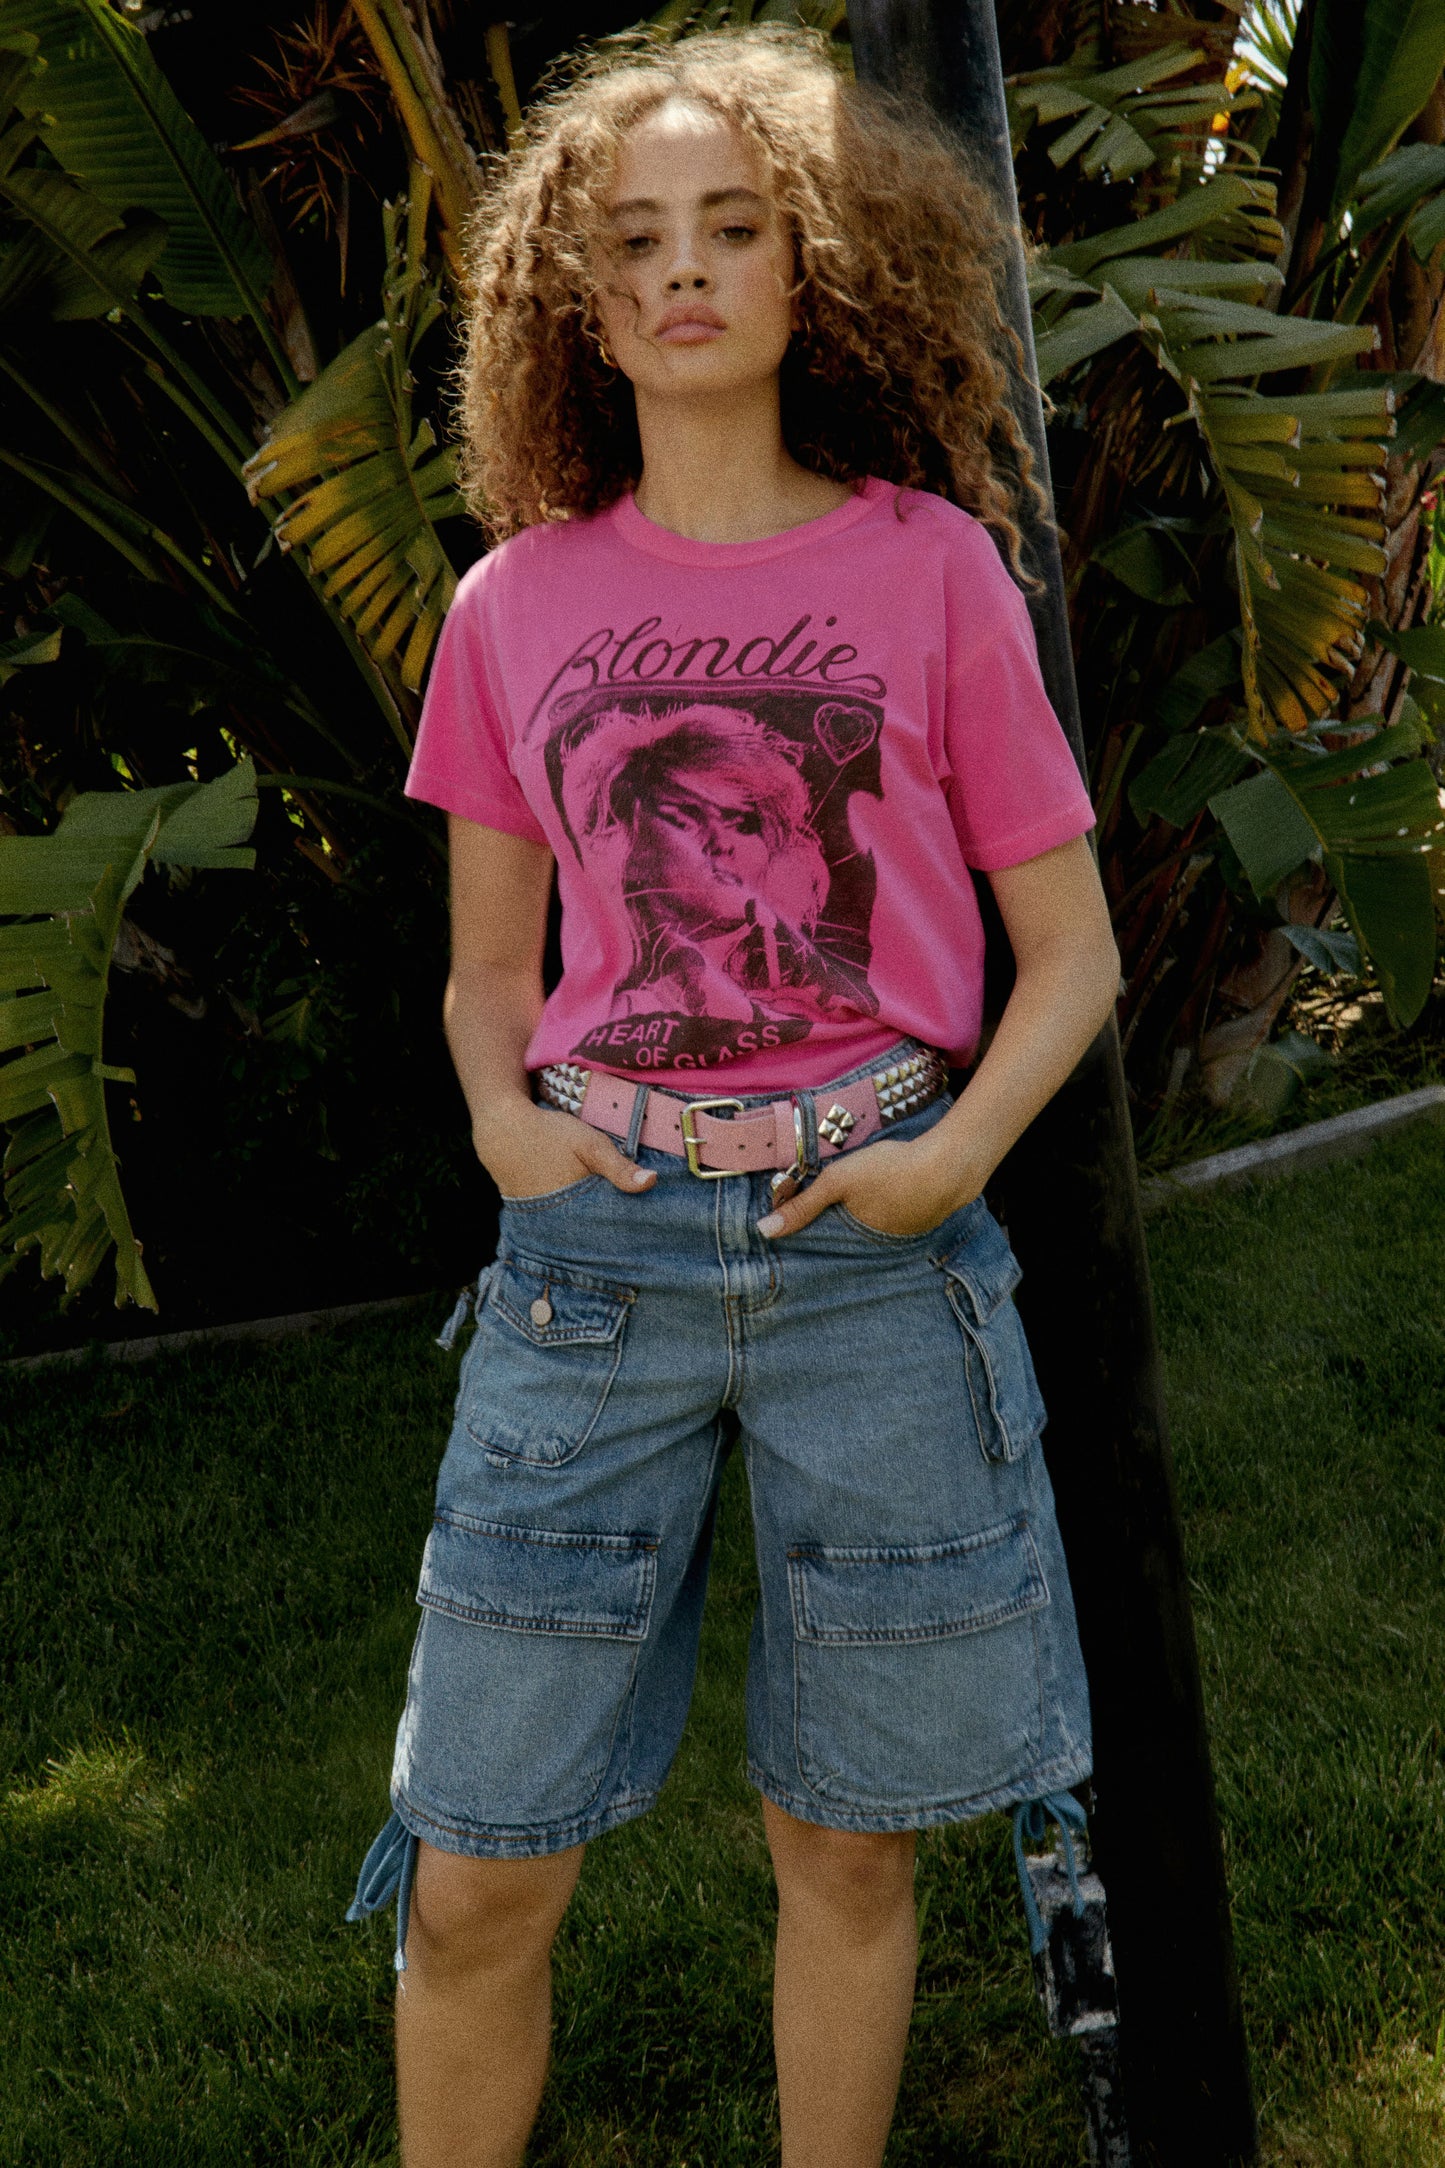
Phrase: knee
[
  {"left": 407, "top": 1839, "right": 583, "bottom": 1978},
  {"left": 766, "top": 1807, "right": 915, "bottom": 1926}
]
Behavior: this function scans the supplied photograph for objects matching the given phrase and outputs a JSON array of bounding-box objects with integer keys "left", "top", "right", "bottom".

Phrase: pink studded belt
[{"left": 536, "top": 1044, "right": 948, "bottom": 1201}]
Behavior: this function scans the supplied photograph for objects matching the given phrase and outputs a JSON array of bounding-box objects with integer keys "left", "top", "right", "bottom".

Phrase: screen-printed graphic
[{"left": 537, "top": 682, "right": 884, "bottom": 1071}]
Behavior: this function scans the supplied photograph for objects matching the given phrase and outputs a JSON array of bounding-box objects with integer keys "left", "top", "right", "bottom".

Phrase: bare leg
[
  {"left": 395, "top": 1836, "right": 585, "bottom": 2168},
  {"left": 763, "top": 1797, "right": 918, "bottom": 2168}
]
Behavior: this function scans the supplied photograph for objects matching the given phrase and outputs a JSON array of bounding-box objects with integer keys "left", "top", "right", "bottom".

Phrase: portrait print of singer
[{"left": 555, "top": 699, "right": 881, "bottom": 1027}]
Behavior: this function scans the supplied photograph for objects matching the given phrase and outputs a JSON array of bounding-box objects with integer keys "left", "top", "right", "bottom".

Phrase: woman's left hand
[{"left": 755, "top": 1132, "right": 977, "bottom": 1242}]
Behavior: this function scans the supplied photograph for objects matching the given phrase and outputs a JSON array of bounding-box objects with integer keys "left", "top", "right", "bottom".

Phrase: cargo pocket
[
  {"left": 937, "top": 1219, "right": 1047, "bottom": 1465},
  {"left": 464, "top": 1254, "right": 634, "bottom": 1469},
  {"left": 789, "top": 1516, "right": 1049, "bottom": 1812},
  {"left": 398, "top": 1510, "right": 658, "bottom": 1835}
]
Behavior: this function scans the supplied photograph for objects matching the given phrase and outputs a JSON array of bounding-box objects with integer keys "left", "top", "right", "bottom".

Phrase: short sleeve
[
  {"left": 403, "top": 570, "right": 549, "bottom": 845},
  {"left": 942, "top": 540, "right": 1095, "bottom": 872}
]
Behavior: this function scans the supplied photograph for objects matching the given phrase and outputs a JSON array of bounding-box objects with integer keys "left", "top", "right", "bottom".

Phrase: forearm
[
  {"left": 922, "top": 933, "right": 1119, "bottom": 1203},
  {"left": 443, "top": 960, "right": 544, "bottom": 1152}
]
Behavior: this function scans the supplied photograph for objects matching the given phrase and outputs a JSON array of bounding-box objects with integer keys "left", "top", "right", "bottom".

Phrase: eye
[
  {"left": 617, "top": 232, "right": 657, "bottom": 255},
  {"left": 718, "top": 223, "right": 759, "bottom": 243}
]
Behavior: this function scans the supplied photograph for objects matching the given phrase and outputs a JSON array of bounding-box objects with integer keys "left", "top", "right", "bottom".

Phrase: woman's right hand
[{"left": 472, "top": 1096, "right": 657, "bottom": 1201}]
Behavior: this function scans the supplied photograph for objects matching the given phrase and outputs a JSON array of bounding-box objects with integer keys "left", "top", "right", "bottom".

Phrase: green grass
[
  {"left": 3, "top": 1120, "right": 1444, "bottom": 2165},
  {"left": 1149, "top": 1123, "right": 1445, "bottom": 2165}
]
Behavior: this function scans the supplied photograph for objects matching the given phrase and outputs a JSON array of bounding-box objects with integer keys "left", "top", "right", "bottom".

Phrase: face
[
  {"left": 638, "top": 761, "right": 772, "bottom": 929},
  {"left": 593, "top": 98, "right": 796, "bottom": 404},
  {"left": 654, "top": 763, "right": 770, "bottom": 894}
]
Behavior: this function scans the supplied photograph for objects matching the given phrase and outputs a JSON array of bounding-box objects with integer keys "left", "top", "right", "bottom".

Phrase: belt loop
[
  {"left": 623, "top": 1081, "right": 650, "bottom": 1161},
  {"left": 793, "top": 1089, "right": 820, "bottom": 1179}
]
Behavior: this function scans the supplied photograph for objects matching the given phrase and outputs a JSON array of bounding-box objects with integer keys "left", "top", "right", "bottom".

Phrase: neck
[{"left": 631, "top": 378, "right": 849, "bottom": 543}]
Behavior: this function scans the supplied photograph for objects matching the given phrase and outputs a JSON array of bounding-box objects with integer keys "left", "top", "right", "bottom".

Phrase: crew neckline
[{"left": 609, "top": 474, "right": 890, "bottom": 566}]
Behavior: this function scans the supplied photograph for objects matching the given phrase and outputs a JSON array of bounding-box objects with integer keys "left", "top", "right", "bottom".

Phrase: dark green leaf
[
  {"left": 1280, "top": 923, "right": 1363, "bottom": 974},
  {"left": 1270, "top": 1027, "right": 1334, "bottom": 1079},
  {"left": 1329, "top": 848, "right": 1437, "bottom": 1023},
  {"left": 1210, "top": 768, "right": 1319, "bottom": 892},
  {"left": 6, "top": 0, "right": 272, "bottom": 316},
  {"left": 1313, "top": 0, "right": 1445, "bottom": 220},
  {"left": 1130, "top": 731, "right": 1248, "bottom": 827},
  {"left": 0, "top": 762, "right": 258, "bottom": 1308},
  {"left": 1353, "top": 141, "right": 1445, "bottom": 231},
  {"left": 0, "top": 622, "right": 61, "bottom": 683},
  {"left": 1392, "top": 377, "right": 1445, "bottom": 465},
  {"left": 1155, "top": 634, "right": 1242, "bottom": 732},
  {"left": 1093, "top": 523, "right": 1191, "bottom": 604},
  {"left": 1368, "top": 619, "right": 1445, "bottom": 681}
]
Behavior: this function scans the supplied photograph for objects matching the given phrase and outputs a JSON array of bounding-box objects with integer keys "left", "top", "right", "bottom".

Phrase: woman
[{"left": 350, "top": 27, "right": 1120, "bottom": 2167}]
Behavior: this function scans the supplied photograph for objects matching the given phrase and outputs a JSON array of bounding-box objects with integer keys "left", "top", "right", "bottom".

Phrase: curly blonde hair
[{"left": 459, "top": 25, "right": 1041, "bottom": 575}]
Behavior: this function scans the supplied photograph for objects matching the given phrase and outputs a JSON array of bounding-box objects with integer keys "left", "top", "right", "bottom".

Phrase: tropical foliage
[
  {"left": 1007, "top": 0, "right": 1445, "bottom": 1105},
  {"left": 0, "top": 761, "right": 255, "bottom": 1307},
  {"left": 1, "top": 0, "right": 1443, "bottom": 1316}
]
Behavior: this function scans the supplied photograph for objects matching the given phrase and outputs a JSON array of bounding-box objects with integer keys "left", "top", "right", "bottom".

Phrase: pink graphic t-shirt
[{"left": 404, "top": 476, "right": 1095, "bottom": 1092}]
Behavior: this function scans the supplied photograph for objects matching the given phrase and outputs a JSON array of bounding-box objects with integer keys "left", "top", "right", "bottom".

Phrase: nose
[{"left": 662, "top": 218, "right": 711, "bottom": 295}]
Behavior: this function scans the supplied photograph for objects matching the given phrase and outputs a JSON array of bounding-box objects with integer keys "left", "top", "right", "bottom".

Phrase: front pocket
[
  {"left": 499, "top": 1172, "right": 605, "bottom": 1209},
  {"left": 788, "top": 1517, "right": 1049, "bottom": 1811},
  {"left": 937, "top": 1220, "right": 1047, "bottom": 1465},
  {"left": 399, "top": 1512, "right": 657, "bottom": 1832},
  {"left": 464, "top": 1254, "right": 634, "bottom": 1468},
  {"left": 832, "top": 1202, "right": 930, "bottom": 1247}
]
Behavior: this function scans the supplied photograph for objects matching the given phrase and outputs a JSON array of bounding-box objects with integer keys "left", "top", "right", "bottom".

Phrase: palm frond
[
  {"left": 1145, "top": 298, "right": 1386, "bottom": 737},
  {"left": 1008, "top": 44, "right": 1257, "bottom": 182},
  {"left": 347, "top": 0, "right": 480, "bottom": 281},
  {"left": 0, "top": 762, "right": 258, "bottom": 1309},
  {"left": 243, "top": 183, "right": 464, "bottom": 726},
  {"left": 1034, "top": 217, "right": 1389, "bottom": 739}
]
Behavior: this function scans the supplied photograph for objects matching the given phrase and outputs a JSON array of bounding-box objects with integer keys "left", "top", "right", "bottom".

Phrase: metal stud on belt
[
  {"left": 872, "top": 1049, "right": 946, "bottom": 1122},
  {"left": 538, "top": 1061, "right": 588, "bottom": 1115}
]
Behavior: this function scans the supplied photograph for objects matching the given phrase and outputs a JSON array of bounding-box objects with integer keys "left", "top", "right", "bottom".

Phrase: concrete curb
[
  {"left": 2, "top": 1290, "right": 441, "bottom": 1376},
  {"left": 1139, "top": 1085, "right": 1445, "bottom": 1214}
]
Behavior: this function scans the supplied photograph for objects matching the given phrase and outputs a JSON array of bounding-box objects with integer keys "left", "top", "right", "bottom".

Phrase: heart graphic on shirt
[{"left": 813, "top": 702, "right": 879, "bottom": 767}]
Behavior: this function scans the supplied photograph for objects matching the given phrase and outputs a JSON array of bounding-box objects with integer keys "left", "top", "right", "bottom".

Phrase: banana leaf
[
  {"left": 1311, "top": 0, "right": 1445, "bottom": 223},
  {"left": 0, "top": 761, "right": 258, "bottom": 1308},
  {"left": 1155, "top": 633, "right": 1242, "bottom": 734},
  {"left": 0, "top": 621, "right": 60, "bottom": 683},
  {"left": 1130, "top": 730, "right": 1249, "bottom": 827},
  {"left": 243, "top": 186, "right": 463, "bottom": 716},
  {"left": 1210, "top": 726, "right": 1443, "bottom": 1022},
  {"left": 1354, "top": 141, "right": 1445, "bottom": 258},
  {"left": 2, "top": 0, "right": 273, "bottom": 320}
]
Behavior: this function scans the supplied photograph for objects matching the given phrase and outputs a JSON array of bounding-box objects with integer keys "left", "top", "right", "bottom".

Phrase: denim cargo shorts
[{"left": 383, "top": 1047, "right": 1093, "bottom": 1860}]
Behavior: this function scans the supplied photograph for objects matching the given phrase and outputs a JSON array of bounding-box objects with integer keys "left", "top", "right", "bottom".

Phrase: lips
[{"left": 655, "top": 303, "right": 726, "bottom": 343}]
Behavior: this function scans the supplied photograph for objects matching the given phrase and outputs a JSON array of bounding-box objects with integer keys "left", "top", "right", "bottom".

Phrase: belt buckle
[{"left": 679, "top": 1096, "right": 747, "bottom": 1178}]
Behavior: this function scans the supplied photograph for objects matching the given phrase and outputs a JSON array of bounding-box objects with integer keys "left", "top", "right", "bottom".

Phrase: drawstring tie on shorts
[
  {"left": 1012, "top": 1790, "right": 1088, "bottom": 1955},
  {"left": 435, "top": 1264, "right": 496, "bottom": 1352},
  {"left": 346, "top": 1809, "right": 419, "bottom": 1973}
]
